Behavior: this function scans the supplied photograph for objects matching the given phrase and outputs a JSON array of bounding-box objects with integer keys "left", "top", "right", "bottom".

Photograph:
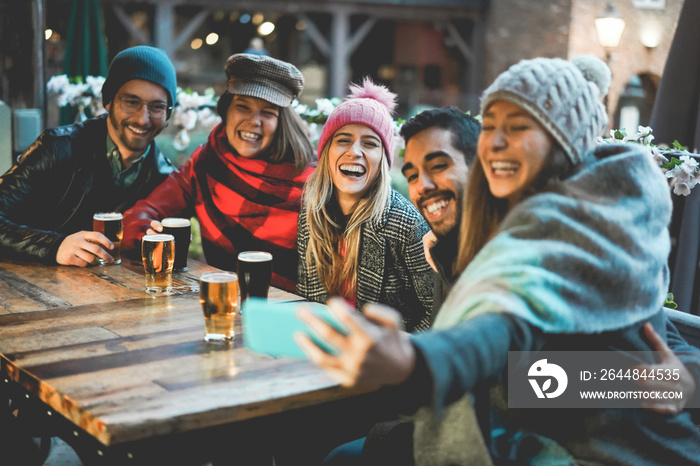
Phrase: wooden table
[{"left": 0, "top": 259, "right": 377, "bottom": 465}]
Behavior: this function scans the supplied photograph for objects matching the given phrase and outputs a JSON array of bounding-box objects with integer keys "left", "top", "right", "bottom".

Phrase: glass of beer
[
  {"left": 161, "top": 217, "right": 191, "bottom": 272},
  {"left": 92, "top": 212, "right": 123, "bottom": 265},
  {"left": 200, "top": 271, "right": 239, "bottom": 343},
  {"left": 141, "top": 234, "right": 175, "bottom": 296},
  {"left": 237, "top": 251, "right": 273, "bottom": 304}
]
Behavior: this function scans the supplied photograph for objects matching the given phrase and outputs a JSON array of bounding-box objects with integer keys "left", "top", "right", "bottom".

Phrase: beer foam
[
  {"left": 201, "top": 272, "right": 238, "bottom": 283},
  {"left": 238, "top": 251, "right": 272, "bottom": 262},
  {"left": 93, "top": 212, "right": 123, "bottom": 221},
  {"left": 142, "top": 234, "right": 175, "bottom": 242},
  {"left": 162, "top": 217, "right": 191, "bottom": 228}
]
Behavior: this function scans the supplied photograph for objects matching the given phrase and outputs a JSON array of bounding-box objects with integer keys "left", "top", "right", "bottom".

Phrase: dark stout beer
[
  {"left": 237, "top": 251, "right": 273, "bottom": 303},
  {"left": 161, "top": 217, "right": 191, "bottom": 271},
  {"left": 93, "top": 212, "right": 123, "bottom": 264}
]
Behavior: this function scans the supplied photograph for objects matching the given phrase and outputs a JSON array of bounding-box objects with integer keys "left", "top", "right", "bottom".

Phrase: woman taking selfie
[
  {"left": 123, "top": 54, "right": 314, "bottom": 291},
  {"left": 299, "top": 57, "right": 700, "bottom": 464},
  {"left": 297, "top": 78, "right": 433, "bottom": 333}
]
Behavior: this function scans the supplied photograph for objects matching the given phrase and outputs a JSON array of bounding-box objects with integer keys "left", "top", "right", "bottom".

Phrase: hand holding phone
[{"left": 242, "top": 298, "right": 345, "bottom": 359}]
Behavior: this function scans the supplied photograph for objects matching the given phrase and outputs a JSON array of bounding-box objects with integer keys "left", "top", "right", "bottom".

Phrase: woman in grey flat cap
[
  {"left": 123, "top": 54, "right": 315, "bottom": 291},
  {"left": 300, "top": 55, "right": 700, "bottom": 465}
]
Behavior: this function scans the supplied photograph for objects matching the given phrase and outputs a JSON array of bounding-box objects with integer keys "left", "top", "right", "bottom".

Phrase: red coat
[{"left": 123, "top": 124, "right": 314, "bottom": 292}]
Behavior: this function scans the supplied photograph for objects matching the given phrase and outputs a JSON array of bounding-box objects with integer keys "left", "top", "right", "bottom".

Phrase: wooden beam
[
  {"left": 32, "top": 0, "right": 45, "bottom": 127},
  {"left": 298, "top": 13, "right": 330, "bottom": 57},
  {"left": 102, "top": 0, "right": 479, "bottom": 21},
  {"left": 111, "top": 5, "right": 150, "bottom": 45},
  {"left": 329, "top": 9, "right": 350, "bottom": 98},
  {"left": 171, "top": 9, "right": 209, "bottom": 54},
  {"left": 347, "top": 17, "right": 377, "bottom": 55},
  {"left": 466, "top": 12, "right": 485, "bottom": 113},
  {"left": 445, "top": 21, "right": 472, "bottom": 62},
  {"left": 154, "top": 4, "right": 175, "bottom": 55}
]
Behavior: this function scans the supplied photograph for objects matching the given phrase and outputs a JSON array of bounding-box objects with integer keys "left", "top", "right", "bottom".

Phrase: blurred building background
[{"left": 0, "top": 0, "right": 684, "bottom": 164}]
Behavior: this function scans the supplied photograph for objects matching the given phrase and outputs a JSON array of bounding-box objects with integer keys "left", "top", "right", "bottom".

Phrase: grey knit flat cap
[
  {"left": 225, "top": 53, "right": 304, "bottom": 107},
  {"left": 481, "top": 55, "right": 611, "bottom": 165}
]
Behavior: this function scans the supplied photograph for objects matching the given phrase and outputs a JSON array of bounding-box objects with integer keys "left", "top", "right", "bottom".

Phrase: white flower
[
  {"left": 315, "top": 98, "right": 336, "bottom": 116},
  {"left": 635, "top": 125, "right": 654, "bottom": 145},
  {"left": 649, "top": 146, "right": 668, "bottom": 165},
  {"left": 177, "top": 91, "right": 204, "bottom": 110},
  {"left": 86, "top": 76, "right": 105, "bottom": 97},
  {"left": 175, "top": 108, "right": 198, "bottom": 131},
  {"left": 292, "top": 100, "right": 309, "bottom": 116},
  {"left": 47, "top": 75, "right": 70, "bottom": 94},
  {"left": 47, "top": 74, "right": 105, "bottom": 109},
  {"left": 673, "top": 181, "right": 692, "bottom": 196},
  {"left": 197, "top": 108, "right": 221, "bottom": 128},
  {"left": 306, "top": 122, "right": 322, "bottom": 147},
  {"left": 392, "top": 120, "right": 405, "bottom": 151},
  {"left": 599, "top": 126, "right": 700, "bottom": 196},
  {"left": 679, "top": 155, "right": 698, "bottom": 175},
  {"left": 172, "top": 128, "right": 191, "bottom": 151}
]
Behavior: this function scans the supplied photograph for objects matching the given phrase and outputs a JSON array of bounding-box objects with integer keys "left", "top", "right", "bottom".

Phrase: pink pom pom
[{"left": 347, "top": 77, "right": 397, "bottom": 114}]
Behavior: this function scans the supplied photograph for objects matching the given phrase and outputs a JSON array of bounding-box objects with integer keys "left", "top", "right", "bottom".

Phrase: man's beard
[{"left": 108, "top": 111, "right": 158, "bottom": 153}]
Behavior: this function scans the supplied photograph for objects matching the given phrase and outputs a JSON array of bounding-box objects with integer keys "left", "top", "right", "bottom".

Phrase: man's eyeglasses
[{"left": 117, "top": 96, "right": 171, "bottom": 119}]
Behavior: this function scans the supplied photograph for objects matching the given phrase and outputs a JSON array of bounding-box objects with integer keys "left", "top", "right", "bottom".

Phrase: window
[{"left": 632, "top": 0, "right": 665, "bottom": 10}]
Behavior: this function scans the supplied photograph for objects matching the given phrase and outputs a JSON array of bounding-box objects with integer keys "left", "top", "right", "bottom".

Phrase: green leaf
[
  {"left": 613, "top": 129, "right": 626, "bottom": 140},
  {"left": 672, "top": 140, "right": 687, "bottom": 151},
  {"left": 660, "top": 157, "right": 684, "bottom": 170},
  {"left": 664, "top": 292, "right": 678, "bottom": 309}
]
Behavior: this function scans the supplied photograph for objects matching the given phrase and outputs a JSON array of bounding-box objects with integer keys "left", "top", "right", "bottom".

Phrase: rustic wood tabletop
[{"left": 0, "top": 258, "right": 374, "bottom": 464}]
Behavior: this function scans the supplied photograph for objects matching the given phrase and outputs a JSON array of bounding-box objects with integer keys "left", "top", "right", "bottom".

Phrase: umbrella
[
  {"left": 60, "top": 0, "right": 109, "bottom": 124},
  {"left": 649, "top": 0, "right": 700, "bottom": 315}
]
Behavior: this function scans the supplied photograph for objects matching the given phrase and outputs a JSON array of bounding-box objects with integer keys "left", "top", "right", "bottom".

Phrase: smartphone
[{"left": 242, "top": 298, "right": 346, "bottom": 359}]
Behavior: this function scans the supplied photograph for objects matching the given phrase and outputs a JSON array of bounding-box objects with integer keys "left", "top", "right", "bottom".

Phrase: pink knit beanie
[{"left": 318, "top": 77, "right": 398, "bottom": 167}]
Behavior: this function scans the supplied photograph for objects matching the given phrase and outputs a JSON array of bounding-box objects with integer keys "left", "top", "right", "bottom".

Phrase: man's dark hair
[{"left": 400, "top": 107, "right": 481, "bottom": 167}]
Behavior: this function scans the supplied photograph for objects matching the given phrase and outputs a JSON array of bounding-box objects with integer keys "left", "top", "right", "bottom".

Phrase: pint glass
[
  {"left": 93, "top": 212, "right": 123, "bottom": 265},
  {"left": 237, "top": 251, "right": 273, "bottom": 303},
  {"left": 200, "top": 271, "right": 239, "bottom": 343},
  {"left": 161, "top": 217, "right": 191, "bottom": 272},
  {"left": 141, "top": 234, "right": 175, "bottom": 295}
]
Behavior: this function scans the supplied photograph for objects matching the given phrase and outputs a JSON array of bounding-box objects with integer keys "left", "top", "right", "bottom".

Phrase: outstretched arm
[
  {"left": 297, "top": 297, "right": 529, "bottom": 415},
  {"left": 122, "top": 158, "right": 197, "bottom": 254}
]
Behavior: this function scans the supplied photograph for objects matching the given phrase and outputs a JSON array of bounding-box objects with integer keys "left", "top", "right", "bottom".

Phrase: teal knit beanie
[{"left": 101, "top": 46, "right": 177, "bottom": 118}]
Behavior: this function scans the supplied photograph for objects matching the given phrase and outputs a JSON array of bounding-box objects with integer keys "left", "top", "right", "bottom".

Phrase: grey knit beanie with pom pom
[{"left": 480, "top": 55, "right": 611, "bottom": 165}]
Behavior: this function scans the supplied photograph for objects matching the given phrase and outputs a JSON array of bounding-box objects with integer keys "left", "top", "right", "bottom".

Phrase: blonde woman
[
  {"left": 297, "top": 78, "right": 433, "bottom": 332},
  {"left": 300, "top": 57, "right": 700, "bottom": 464}
]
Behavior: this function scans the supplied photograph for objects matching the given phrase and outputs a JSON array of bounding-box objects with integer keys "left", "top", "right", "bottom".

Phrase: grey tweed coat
[{"left": 297, "top": 189, "right": 434, "bottom": 332}]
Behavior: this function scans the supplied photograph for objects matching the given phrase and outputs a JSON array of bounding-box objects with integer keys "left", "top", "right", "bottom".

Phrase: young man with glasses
[{"left": 0, "top": 46, "right": 176, "bottom": 266}]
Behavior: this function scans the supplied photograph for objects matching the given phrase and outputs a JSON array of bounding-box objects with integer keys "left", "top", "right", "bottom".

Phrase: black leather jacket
[{"left": 0, "top": 114, "right": 174, "bottom": 264}]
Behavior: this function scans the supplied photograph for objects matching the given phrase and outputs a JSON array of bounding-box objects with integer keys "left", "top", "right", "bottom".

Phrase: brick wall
[{"left": 483, "top": 0, "right": 683, "bottom": 130}]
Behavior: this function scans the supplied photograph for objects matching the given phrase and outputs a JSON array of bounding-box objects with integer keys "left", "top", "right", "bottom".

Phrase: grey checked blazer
[{"left": 297, "top": 189, "right": 434, "bottom": 332}]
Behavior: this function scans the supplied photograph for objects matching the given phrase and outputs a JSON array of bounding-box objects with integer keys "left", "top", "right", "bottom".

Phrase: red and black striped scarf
[{"left": 192, "top": 123, "right": 314, "bottom": 291}]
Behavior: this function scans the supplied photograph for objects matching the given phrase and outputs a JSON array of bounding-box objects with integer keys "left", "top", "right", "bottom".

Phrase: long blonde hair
[
  {"left": 455, "top": 144, "right": 574, "bottom": 275},
  {"left": 304, "top": 140, "right": 391, "bottom": 295}
]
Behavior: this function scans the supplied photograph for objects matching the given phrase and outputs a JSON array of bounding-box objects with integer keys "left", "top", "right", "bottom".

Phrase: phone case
[{"left": 242, "top": 298, "right": 345, "bottom": 359}]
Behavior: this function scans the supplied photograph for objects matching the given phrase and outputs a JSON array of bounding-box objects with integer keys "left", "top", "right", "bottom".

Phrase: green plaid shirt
[{"left": 106, "top": 136, "right": 147, "bottom": 188}]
